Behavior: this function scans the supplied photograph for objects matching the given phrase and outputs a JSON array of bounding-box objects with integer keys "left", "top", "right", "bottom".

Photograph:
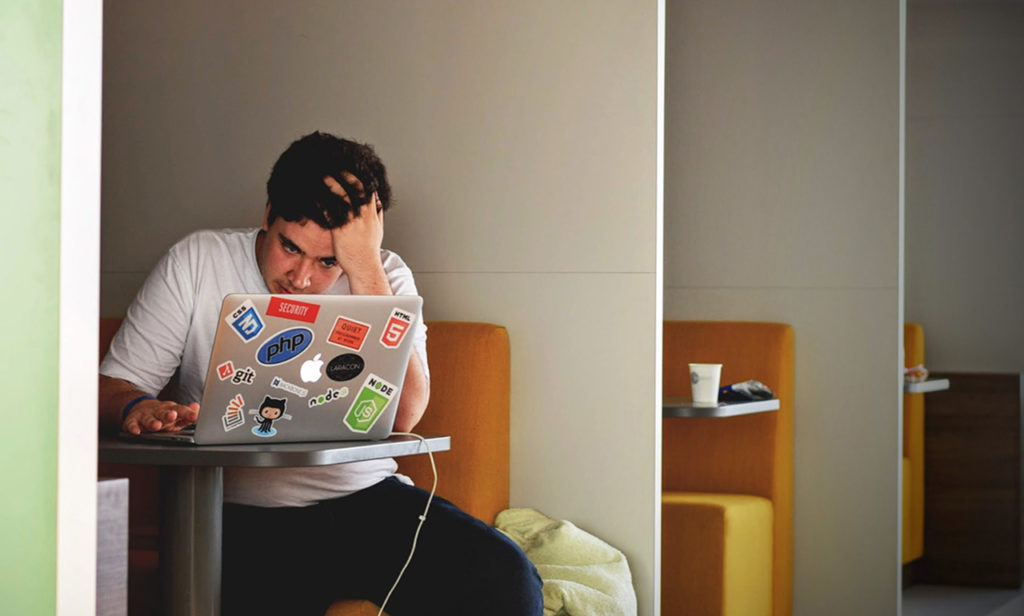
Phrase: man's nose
[{"left": 290, "top": 258, "right": 314, "bottom": 289}]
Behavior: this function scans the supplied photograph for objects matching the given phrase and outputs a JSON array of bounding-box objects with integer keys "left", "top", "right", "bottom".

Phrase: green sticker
[{"left": 344, "top": 373, "right": 397, "bottom": 433}]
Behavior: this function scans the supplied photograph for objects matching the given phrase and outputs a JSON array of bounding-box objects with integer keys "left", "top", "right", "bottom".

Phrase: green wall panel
[{"left": 0, "top": 0, "right": 63, "bottom": 613}]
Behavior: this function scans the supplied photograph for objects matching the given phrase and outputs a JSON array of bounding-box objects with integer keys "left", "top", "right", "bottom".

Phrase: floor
[{"left": 903, "top": 585, "right": 1024, "bottom": 616}]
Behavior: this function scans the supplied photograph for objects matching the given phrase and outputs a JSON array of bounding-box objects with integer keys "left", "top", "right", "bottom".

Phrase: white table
[
  {"left": 663, "top": 397, "right": 780, "bottom": 418},
  {"left": 99, "top": 434, "right": 450, "bottom": 616}
]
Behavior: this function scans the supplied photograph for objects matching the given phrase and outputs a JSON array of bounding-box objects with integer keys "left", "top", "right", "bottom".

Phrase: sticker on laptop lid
[
  {"left": 266, "top": 297, "right": 320, "bottom": 323},
  {"left": 308, "top": 386, "right": 349, "bottom": 408},
  {"left": 256, "top": 327, "right": 314, "bottom": 366},
  {"left": 226, "top": 299, "right": 264, "bottom": 343},
  {"left": 343, "top": 374, "right": 396, "bottom": 433},
  {"left": 231, "top": 366, "right": 256, "bottom": 385},
  {"left": 326, "top": 354, "right": 364, "bottom": 382},
  {"left": 327, "top": 316, "right": 371, "bottom": 351},
  {"left": 249, "top": 395, "right": 291, "bottom": 438},
  {"left": 222, "top": 394, "right": 246, "bottom": 432},
  {"left": 216, "top": 361, "right": 235, "bottom": 381},
  {"left": 271, "top": 375, "right": 308, "bottom": 398},
  {"left": 379, "top": 308, "right": 415, "bottom": 349}
]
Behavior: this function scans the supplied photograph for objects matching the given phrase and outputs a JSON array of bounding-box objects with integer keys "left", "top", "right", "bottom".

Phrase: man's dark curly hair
[{"left": 266, "top": 131, "right": 392, "bottom": 229}]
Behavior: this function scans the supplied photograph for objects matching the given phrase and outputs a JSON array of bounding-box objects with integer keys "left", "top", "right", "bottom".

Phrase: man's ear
[{"left": 262, "top": 204, "right": 272, "bottom": 232}]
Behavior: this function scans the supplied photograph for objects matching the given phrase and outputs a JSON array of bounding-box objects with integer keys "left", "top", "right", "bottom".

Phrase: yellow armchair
[{"left": 662, "top": 321, "right": 794, "bottom": 616}]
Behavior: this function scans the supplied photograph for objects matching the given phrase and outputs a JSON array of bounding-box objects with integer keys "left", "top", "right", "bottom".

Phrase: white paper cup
[{"left": 689, "top": 363, "right": 723, "bottom": 407}]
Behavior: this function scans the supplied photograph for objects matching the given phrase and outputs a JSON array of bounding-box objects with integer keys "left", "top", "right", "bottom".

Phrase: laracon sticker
[
  {"left": 308, "top": 387, "right": 349, "bottom": 408},
  {"left": 271, "top": 376, "right": 308, "bottom": 398},
  {"left": 328, "top": 316, "right": 371, "bottom": 351},
  {"left": 222, "top": 394, "right": 246, "bottom": 432},
  {"left": 343, "top": 374, "right": 397, "bottom": 433},
  {"left": 380, "top": 308, "right": 415, "bottom": 349},
  {"left": 267, "top": 297, "right": 320, "bottom": 323},
  {"left": 249, "top": 395, "right": 292, "bottom": 438},
  {"left": 326, "top": 354, "right": 364, "bottom": 382},
  {"left": 256, "top": 327, "right": 314, "bottom": 366},
  {"left": 217, "top": 361, "right": 235, "bottom": 381},
  {"left": 226, "top": 299, "right": 264, "bottom": 343}
]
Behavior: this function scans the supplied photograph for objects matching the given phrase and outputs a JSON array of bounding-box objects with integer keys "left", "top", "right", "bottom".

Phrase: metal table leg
[{"left": 160, "top": 466, "right": 223, "bottom": 616}]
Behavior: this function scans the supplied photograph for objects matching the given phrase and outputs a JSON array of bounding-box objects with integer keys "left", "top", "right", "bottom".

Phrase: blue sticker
[
  {"left": 226, "top": 299, "right": 264, "bottom": 343},
  {"left": 256, "top": 327, "right": 314, "bottom": 366}
]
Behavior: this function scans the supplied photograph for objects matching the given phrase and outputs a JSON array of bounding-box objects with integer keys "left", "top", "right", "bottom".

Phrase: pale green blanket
[{"left": 495, "top": 508, "right": 638, "bottom": 616}]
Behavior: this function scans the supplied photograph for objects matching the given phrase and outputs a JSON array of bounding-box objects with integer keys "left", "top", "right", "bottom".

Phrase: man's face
[
  {"left": 256, "top": 172, "right": 369, "bottom": 295},
  {"left": 256, "top": 214, "right": 342, "bottom": 295}
]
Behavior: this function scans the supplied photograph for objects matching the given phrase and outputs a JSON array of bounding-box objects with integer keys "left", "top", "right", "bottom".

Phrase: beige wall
[
  {"left": 664, "top": 1, "right": 903, "bottom": 614},
  {"left": 102, "top": 1, "right": 661, "bottom": 612},
  {"left": 906, "top": 0, "right": 1024, "bottom": 372}
]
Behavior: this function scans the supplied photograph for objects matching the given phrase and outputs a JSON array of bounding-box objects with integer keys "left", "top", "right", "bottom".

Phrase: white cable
[{"left": 377, "top": 432, "right": 437, "bottom": 616}]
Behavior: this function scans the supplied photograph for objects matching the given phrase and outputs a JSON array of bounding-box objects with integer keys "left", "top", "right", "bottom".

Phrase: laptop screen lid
[{"left": 188, "top": 293, "right": 422, "bottom": 445}]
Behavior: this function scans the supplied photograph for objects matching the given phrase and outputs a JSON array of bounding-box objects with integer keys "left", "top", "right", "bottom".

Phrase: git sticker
[
  {"left": 222, "top": 394, "right": 245, "bottom": 432},
  {"left": 226, "top": 299, "right": 264, "bottom": 343},
  {"left": 343, "top": 374, "right": 396, "bottom": 433},
  {"left": 217, "top": 361, "right": 235, "bottom": 381},
  {"left": 380, "top": 308, "right": 414, "bottom": 349},
  {"left": 328, "top": 316, "right": 371, "bottom": 351}
]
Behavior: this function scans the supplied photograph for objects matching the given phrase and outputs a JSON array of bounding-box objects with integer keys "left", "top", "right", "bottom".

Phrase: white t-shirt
[{"left": 100, "top": 228, "right": 428, "bottom": 507}]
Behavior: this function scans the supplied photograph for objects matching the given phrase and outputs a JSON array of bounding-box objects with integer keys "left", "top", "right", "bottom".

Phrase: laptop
[{"left": 127, "top": 293, "right": 422, "bottom": 445}]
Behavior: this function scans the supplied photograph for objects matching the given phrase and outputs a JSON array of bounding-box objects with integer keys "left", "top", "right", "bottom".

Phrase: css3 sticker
[
  {"left": 380, "top": 308, "right": 414, "bottom": 349},
  {"left": 226, "top": 299, "right": 264, "bottom": 343},
  {"left": 257, "top": 327, "right": 313, "bottom": 366},
  {"left": 343, "top": 374, "right": 396, "bottom": 433}
]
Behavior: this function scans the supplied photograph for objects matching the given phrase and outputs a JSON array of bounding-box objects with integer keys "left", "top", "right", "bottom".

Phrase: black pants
[{"left": 222, "top": 477, "right": 544, "bottom": 615}]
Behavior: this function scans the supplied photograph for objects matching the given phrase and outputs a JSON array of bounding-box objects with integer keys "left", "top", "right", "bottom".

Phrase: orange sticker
[{"left": 328, "top": 316, "right": 371, "bottom": 351}]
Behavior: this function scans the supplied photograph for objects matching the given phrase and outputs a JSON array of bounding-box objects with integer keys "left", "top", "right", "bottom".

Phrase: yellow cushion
[{"left": 662, "top": 492, "right": 773, "bottom": 616}]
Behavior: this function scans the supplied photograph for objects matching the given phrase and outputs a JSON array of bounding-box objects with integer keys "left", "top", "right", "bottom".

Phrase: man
[{"left": 98, "top": 131, "right": 543, "bottom": 615}]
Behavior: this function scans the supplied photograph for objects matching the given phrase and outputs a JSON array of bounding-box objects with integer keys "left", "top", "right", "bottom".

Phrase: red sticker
[
  {"left": 328, "top": 316, "right": 371, "bottom": 351},
  {"left": 217, "top": 361, "right": 235, "bottom": 381},
  {"left": 267, "top": 297, "right": 321, "bottom": 323},
  {"left": 380, "top": 308, "right": 414, "bottom": 349}
]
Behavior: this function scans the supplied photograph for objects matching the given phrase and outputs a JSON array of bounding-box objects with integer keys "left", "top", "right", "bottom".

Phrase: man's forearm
[
  {"left": 98, "top": 375, "right": 151, "bottom": 434},
  {"left": 393, "top": 353, "right": 429, "bottom": 433}
]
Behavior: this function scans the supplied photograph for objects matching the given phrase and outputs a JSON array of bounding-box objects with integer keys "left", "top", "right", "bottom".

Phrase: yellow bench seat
[{"left": 662, "top": 492, "right": 773, "bottom": 616}]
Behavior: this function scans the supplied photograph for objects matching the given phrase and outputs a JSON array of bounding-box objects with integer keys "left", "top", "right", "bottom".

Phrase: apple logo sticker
[{"left": 300, "top": 353, "right": 324, "bottom": 383}]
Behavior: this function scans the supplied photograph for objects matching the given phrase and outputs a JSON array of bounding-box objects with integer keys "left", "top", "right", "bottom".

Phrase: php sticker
[
  {"left": 328, "top": 316, "right": 370, "bottom": 351},
  {"left": 380, "top": 308, "right": 414, "bottom": 349},
  {"left": 271, "top": 376, "right": 308, "bottom": 398},
  {"left": 256, "top": 327, "right": 313, "bottom": 366},
  {"left": 266, "top": 297, "right": 320, "bottom": 323},
  {"left": 216, "top": 361, "right": 235, "bottom": 381},
  {"left": 326, "top": 354, "right": 364, "bottom": 382},
  {"left": 222, "top": 394, "right": 245, "bottom": 432},
  {"left": 226, "top": 299, "right": 264, "bottom": 343},
  {"left": 343, "top": 374, "right": 396, "bottom": 433}
]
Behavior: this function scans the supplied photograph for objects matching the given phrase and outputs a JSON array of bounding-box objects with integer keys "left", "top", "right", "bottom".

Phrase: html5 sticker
[
  {"left": 266, "top": 297, "right": 320, "bottom": 323},
  {"left": 328, "top": 316, "right": 371, "bottom": 351},
  {"left": 226, "top": 299, "right": 264, "bottom": 343},
  {"left": 379, "top": 308, "right": 415, "bottom": 349}
]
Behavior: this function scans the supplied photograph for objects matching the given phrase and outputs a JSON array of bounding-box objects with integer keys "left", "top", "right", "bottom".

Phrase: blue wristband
[{"left": 122, "top": 394, "right": 156, "bottom": 422}]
